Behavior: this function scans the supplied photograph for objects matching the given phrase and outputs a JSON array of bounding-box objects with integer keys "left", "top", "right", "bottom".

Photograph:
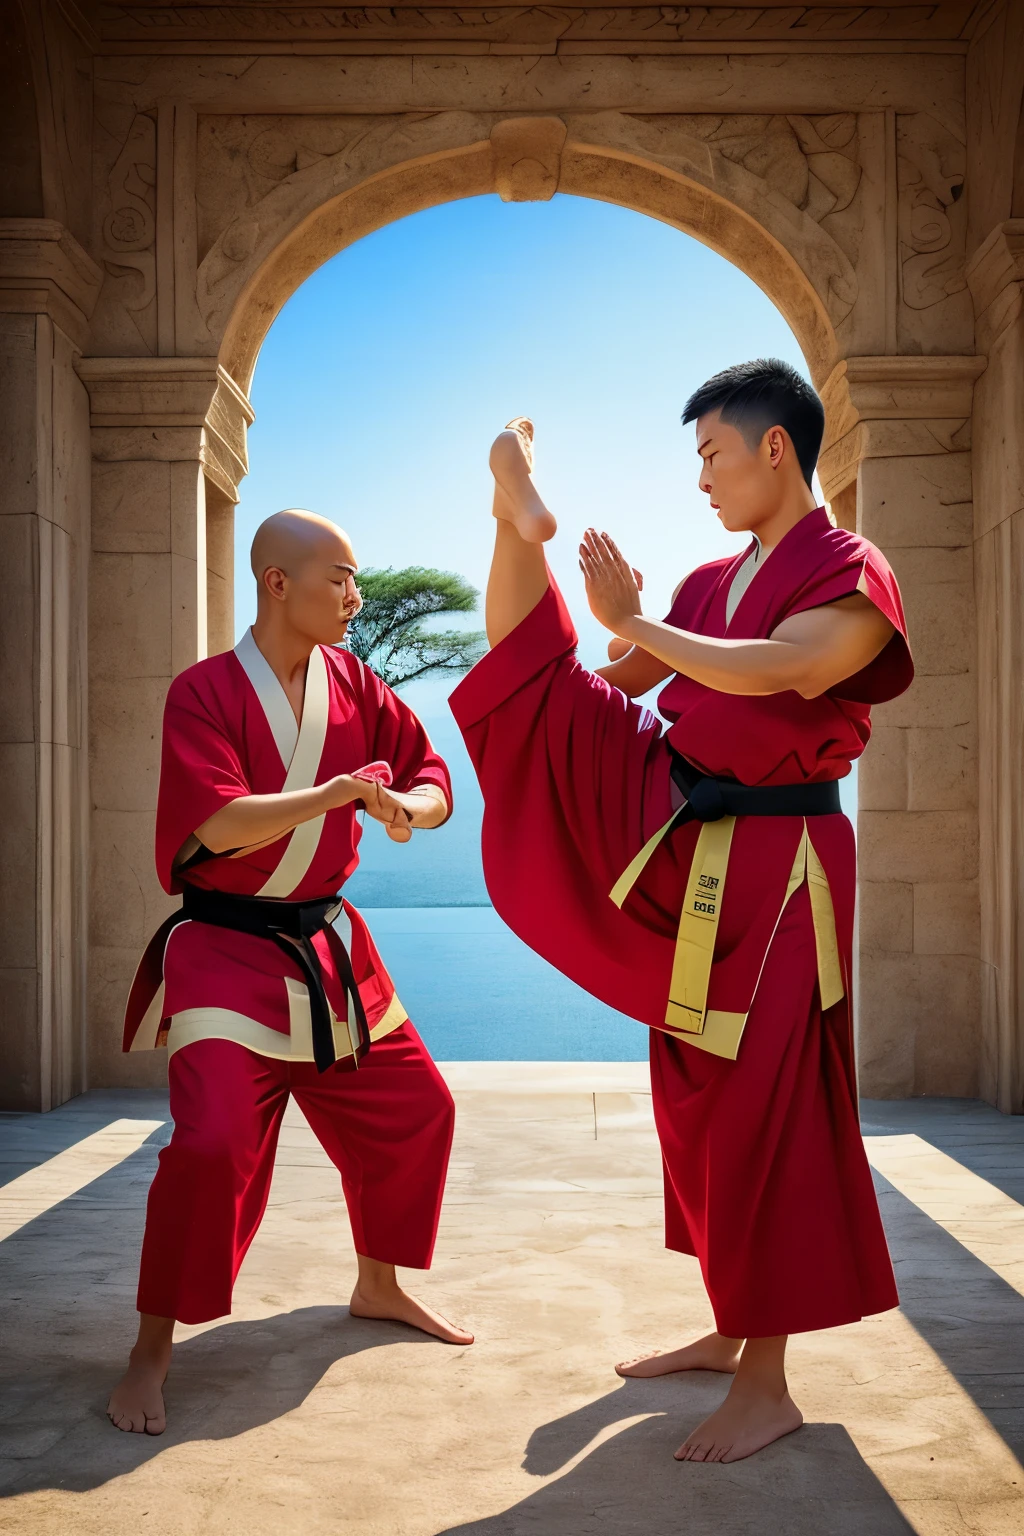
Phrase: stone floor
[{"left": 1, "top": 1067, "right": 1023, "bottom": 1535}]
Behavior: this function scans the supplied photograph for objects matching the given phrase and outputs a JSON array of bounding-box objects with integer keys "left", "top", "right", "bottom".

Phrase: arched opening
[{"left": 225, "top": 188, "right": 839, "bottom": 1063}]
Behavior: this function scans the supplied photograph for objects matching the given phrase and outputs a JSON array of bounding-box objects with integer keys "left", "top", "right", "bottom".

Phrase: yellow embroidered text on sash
[
  {"left": 609, "top": 815, "right": 845, "bottom": 1062},
  {"left": 665, "top": 816, "right": 735, "bottom": 1035}
]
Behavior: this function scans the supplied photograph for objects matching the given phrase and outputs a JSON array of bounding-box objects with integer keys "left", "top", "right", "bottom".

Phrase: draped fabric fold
[{"left": 450, "top": 506, "right": 911, "bottom": 1337}]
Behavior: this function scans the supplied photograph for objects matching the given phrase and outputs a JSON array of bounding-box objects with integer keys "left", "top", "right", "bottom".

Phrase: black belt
[
  {"left": 179, "top": 886, "right": 370, "bottom": 1074},
  {"left": 668, "top": 749, "right": 842, "bottom": 824}
]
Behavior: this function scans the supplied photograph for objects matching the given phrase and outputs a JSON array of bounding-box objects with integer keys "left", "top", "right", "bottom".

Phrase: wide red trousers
[
  {"left": 652, "top": 883, "right": 897, "bottom": 1339},
  {"left": 137, "top": 1021, "right": 455, "bottom": 1324}
]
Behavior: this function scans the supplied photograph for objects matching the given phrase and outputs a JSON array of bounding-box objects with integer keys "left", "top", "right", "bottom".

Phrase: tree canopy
[{"left": 345, "top": 566, "right": 487, "bottom": 691}]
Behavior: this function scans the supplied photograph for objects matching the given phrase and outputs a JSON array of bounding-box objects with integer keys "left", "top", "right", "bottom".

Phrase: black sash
[
  {"left": 668, "top": 749, "right": 842, "bottom": 825},
  {"left": 150, "top": 887, "right": 370, "bottom": 1074}
]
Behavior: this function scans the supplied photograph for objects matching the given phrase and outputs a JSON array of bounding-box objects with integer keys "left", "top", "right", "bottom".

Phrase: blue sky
[
  {"left": 233, "top": 192, "right": 815, "bottom": 657},
  {"left": 232, "top": 195, "right": 849, "bottom": 903}
]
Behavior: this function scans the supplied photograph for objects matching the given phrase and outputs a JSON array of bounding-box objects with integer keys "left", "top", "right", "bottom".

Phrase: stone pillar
[
  {"left": 75, "top": 360, "right": 251, "bottom": 1089},
  {"left": 968, "top": 221, "right": 1024, "bottom": 1114},
  {"left": 820, "top": 356, "right": 985, "bottom": 1100},
  {"left": 0, "top": 220, "right": 101, "bottom": 1110}
]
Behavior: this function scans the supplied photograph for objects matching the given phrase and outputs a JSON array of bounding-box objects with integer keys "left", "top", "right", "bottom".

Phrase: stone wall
[
  {"left": 3, "top": 0, "right": 1022, "bottom": 1109},
  {"left": 0, "top": 225, "right": 98, "bottom": 1109}
]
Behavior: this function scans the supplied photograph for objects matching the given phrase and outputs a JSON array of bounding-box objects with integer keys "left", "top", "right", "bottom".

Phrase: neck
[
  {"left": 250, "top": 611, "right": 316, "bottom": 693},
  {"left": 748, "top": 481, "right": 818, "bottom": 558}
]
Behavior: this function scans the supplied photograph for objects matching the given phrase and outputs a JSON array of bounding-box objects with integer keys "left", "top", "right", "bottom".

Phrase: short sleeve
[
  {"left": 155, "top": 671, "right": 251, "bottom": 893},
  {"left": 782, "top": 547, "right": 914, "bottom": 706}
]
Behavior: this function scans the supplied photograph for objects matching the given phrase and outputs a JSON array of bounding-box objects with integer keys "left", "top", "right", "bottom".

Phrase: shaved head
[
  {"left": 250, "top": 508, "right": 357, "bottom": 583},
  {"left": 248, "top": 508, "right": 361, "bottom": 648}
]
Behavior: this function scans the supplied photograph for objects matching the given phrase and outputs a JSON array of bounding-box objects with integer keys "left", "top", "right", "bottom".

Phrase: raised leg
[
  {"left": 675, "top": 1335, "right": 803, "bottom": 1462},
  {"left": 485, "top": 419, "right": 555, "bottom": 647}
]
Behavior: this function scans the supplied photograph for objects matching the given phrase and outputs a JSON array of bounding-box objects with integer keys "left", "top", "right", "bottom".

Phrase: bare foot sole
[
  {"left": 616, "top": 1331, "right": 743, "bottom": 1378},
  {"left": 106, "top": 1362, "right": 168, "bottom": 1435},
  {"left": 675, "top": 1389, "right": 803, "bottom": 1463},
  {"left": 489, "top": 418, "right": 557, "bottom": 543},
  {"left": 349, "top": 1285, "right": 474, "bottom": 1346}
]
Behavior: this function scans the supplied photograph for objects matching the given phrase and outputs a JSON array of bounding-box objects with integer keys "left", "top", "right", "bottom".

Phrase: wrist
[
  {"left": 617, "top": 613, "right": 644, "bottom": 641},
  {"left": 324, "top": 774, "right": 359, "bottom": 811}
]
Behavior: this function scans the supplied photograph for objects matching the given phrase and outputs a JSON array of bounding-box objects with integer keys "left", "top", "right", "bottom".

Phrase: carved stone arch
[{"left": 209, "top": 111, "right": 846, "bottom": 399}]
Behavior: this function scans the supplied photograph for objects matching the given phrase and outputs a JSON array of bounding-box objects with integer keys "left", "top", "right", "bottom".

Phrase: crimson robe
[
  {"left": 125, "top": 629, "right": 451, "bottom": 1064},
  {"left": 450, "top": 507, "right": 911, "bottom": 1336}
]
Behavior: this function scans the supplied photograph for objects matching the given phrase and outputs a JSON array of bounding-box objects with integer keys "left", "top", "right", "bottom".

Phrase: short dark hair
[{"left": 681, "top": 358, "right": 824, "bottom": 488}]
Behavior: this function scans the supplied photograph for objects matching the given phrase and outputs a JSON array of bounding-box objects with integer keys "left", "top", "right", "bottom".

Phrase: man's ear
[
  {"left": 263, "top": 565, "right": 287, "bottom": 601},
  {"left": 766, "top": 426, "right": 786, "bottom": 469}
]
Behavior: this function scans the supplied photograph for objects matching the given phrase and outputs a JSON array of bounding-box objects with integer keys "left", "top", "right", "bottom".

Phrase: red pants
[
  {"left": 651, "top": 884, "right": 898, "bottom": 1339},
  {"left": 137, "top": 1021, "right": 455, "bottom": 1324}
]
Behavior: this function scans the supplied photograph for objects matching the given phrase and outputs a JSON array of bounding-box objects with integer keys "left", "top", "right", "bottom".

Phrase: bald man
[{"left": 108, "top": 511, "right": 472, "bottom": 1436}]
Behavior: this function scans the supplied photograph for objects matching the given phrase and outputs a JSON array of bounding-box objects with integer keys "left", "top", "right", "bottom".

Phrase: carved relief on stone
[
  {"left": 490, "top": 118, "right": 567, "bottom": 203},
  {"left": 101, "top": 112, "right": 157, "bottom": 314},
  {"left": 568, "top": 111, "right": 863, "bottom": 330},
  {"left": 196, "top": 114, "right": 382, "bottom": 265},
  {"left": 895, "top": 112, "right": 973, "bottom": 351},
  {"left": 897, "top": 113, "right": 966, "bottom": 311},
  {"left": 97, "top": 6, "right": 975, "bottom": 46},
  {"left": 663, "top": 112, "right": 862, "bottom": 225},
  {"left": 196, "top": 112, "right": 496, "bottom": 333}
]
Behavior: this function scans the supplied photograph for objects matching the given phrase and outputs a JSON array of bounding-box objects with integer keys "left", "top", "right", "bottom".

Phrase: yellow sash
[{"left": 610, "top": 815, "right": 844, "bottom": 1061}]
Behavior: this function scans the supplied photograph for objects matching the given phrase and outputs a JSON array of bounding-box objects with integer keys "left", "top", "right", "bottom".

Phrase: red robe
[
  {"left": 451, "top": 507, "right": 911, "bottom": 1337},
  {"left": 128, "top": 632, "right": 456, "bottom": 1323},
  {"left": 125, "top": 629, "right": 451, "bottom": 1063}
]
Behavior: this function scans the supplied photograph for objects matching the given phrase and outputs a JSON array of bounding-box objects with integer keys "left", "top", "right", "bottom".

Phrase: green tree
[{"left": 346, "top": 566, "right": 487, "bottom": 690}]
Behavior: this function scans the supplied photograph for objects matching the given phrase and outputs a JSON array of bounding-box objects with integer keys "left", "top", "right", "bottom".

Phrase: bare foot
[
  {"left": 616, "top": 1330, "right": 743, "bottom": 1378},
  {"left": 107, "top": 1338, "right": 172, "bottom": 1435},
  {"left": 675, "top": 1385, "right": 803, "bottom": 1463},
  {"left": 489, "top": 418, "right": 557, "bottom": 543},
  {"left": 349, "top": 1282, "right": 474, "bottom": 1345}
]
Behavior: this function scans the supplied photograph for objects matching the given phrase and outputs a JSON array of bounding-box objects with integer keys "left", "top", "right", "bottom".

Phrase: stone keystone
[{"left": 490, "top": 118, "right": 567, "bottom": 203}]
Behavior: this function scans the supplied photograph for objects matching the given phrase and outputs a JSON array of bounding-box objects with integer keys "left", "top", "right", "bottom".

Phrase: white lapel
[
  {"left": 233, "top": 630, "right": 331, "bottom": 898},
  {"left": 234, "top": 627, "right": 298, "bottom": 769}
]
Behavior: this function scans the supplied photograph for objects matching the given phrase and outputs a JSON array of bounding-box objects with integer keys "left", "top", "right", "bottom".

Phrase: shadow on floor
[
  {"left": 863, "top": 1097, "right": 1024, "bottom": 1207},
  {"left": 439, "top": 1375, "right": 914, "bottom": 1535},
  {"left": 0, "top": 1093, "right": 170, "bottom": 1189},
  {"left": 0, "top": 1304, "right": 433, "bottom": 1497},
  {"left": 876, "top": 1179, "right": 1024, "bottom": 1463}
]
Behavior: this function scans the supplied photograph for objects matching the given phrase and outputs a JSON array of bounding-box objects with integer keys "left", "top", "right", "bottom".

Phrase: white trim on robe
[{"left": 232, "top": 628, "right": 332, "bottom": 899}]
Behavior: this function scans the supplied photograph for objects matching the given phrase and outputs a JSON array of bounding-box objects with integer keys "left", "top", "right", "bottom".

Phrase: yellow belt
[{"left": 610, "top": 814, "right": 844, "bottom": 1061}]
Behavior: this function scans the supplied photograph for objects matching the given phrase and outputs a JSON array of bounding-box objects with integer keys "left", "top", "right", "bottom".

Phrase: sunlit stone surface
[{"left": 1, "top": 1083, "right": 1021, "bottom": 1534}]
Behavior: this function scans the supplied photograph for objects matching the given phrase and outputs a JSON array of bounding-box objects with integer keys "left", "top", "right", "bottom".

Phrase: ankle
[{"left": 354, "top": 1262, "right": 400, "bottom": 1301}]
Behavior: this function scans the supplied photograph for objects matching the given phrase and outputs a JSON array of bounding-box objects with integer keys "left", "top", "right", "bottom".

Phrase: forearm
[
  {"left": 594, "top": 646, "right": 674, "bottom": 698},
  {"left": 196, "top": 776, "right": 362, "bottom": 854},
  {"left": 389, "top": 783, "right": 449, "bottom": 829},
  {"left": 617, "top": 616, "right": 811, "bottom": 697}
]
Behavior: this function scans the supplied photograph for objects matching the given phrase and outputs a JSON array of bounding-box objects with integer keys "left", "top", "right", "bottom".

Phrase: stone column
[
  {"left": 967, "top": 221, "right": 1024, "bottom": 1115},
  {"left": 75, "top": 359, "right": 252, "bottom": 1090},
  {"left": 0, "top": 220, "right": 101, "bottom": 1111},
  {"left": 820, "top": 355, "right": 985, "bottom": 1100}
]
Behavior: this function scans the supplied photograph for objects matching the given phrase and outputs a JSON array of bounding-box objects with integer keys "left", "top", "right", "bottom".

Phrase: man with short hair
[
  {"left": 108, "top": 509, "right": 472, "bottom": 1436},
  {"left": 451, "top": 359, "right": 911, "bottom": 1463}
]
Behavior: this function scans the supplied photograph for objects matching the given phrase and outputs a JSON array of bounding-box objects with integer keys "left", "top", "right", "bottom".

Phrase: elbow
[{"left": 794, "top": 669, "right": 829, "bottom": 700}]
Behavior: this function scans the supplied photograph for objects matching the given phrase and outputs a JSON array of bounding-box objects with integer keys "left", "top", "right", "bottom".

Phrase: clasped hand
[
  {"left": 357, "top": 777, "right": 415, "bottom": 843},
  {"left": 579, "top": 528, "right": 643, "bottom": 633}
]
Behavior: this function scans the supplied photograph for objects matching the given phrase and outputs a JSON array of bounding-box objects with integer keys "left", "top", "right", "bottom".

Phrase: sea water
[{"left": 344, "top": 678, "right": 858, "bottom": 1061}]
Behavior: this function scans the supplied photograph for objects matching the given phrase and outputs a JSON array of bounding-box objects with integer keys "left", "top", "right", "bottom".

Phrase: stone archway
[
  {"left": 7, "top": 0, "right": 1018, "bottom": 1114},
  {"left": 69, "top": 110, "right": 986, "bottom": 1109}
]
